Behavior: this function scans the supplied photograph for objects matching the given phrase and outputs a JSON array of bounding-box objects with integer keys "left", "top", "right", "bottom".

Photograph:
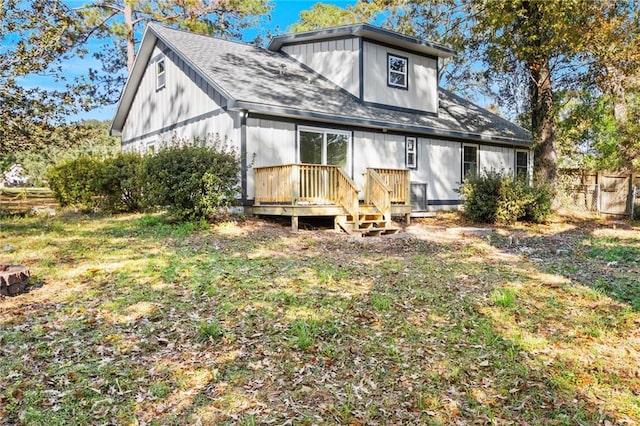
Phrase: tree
[
  {"left": 79, "top": 0, "right": 272, "bottom": 103},
  {"left": 0, "top": 0, "right": 90, "bottom": 154},
  {"left": 1, "top": 0, "right": 272, "bottom": 152},
  {"left": 289, "top": 2, "right": 378, "bottom": 33},
  {"left": 468, "top": 0, "right": 608, "bottom": 185}
]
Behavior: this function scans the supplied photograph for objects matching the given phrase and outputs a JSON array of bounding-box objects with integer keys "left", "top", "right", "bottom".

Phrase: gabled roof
[
  {"left": 267, "top": 23, "right": 456, "bottom": 59},
  {"left": 111, "top": 25, "right": 531, "bottom": 146}
]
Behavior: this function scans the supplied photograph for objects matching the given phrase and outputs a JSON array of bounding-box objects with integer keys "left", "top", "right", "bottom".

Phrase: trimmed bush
[
  {"left": 46, "top": 157, "right": 104, "bottom": 208},
  {"left": 96, "top": 153, "right": 145, "bottom": 212},
  {"left": 458, "top": 170, "right": 552, "bottom": 224},
  {"left": 141, "top": 135, "right": 240, "bottom": 220},
  {"left": 47, "top": 134, "right": 242, "bottom": 219}
]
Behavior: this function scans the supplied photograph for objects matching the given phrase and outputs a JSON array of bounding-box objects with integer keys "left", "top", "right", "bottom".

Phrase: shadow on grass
[
  {"left": 490, "top": 218, "right": 640, "bottom": 311},
  {"left": 0, "top": 213, "right": 638, "bottom": 424}
]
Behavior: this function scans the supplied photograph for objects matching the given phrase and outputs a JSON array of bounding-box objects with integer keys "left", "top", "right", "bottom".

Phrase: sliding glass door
[
  {"left": 298, "top": 127, "right": 351, "bottom": 203},
  {"left": 299, "top": 127, "right": 350, "bottom": 170}
]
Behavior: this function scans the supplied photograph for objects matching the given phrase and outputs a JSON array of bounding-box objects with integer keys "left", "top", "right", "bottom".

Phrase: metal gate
[{"left": 600, "top": 174, "right": 630, "bottom": 215}]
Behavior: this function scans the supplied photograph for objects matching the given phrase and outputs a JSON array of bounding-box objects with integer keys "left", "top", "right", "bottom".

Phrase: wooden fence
[
  {"left": 559, "top": 169, "right": 639, "bottom": 216},
  {"left": 0, "top": 187, "right": 57, "bottom": 215}
]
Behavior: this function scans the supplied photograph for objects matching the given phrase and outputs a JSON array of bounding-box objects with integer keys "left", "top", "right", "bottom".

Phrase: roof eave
[
  {"left": 109, "top": 25, "right": 157, "bottom": 136},
  {"left": 268, "top": 23, "right": 456, "bottom": 59},
  {"left": 232, "top": 101, "right": 532, "bottom": 147}
]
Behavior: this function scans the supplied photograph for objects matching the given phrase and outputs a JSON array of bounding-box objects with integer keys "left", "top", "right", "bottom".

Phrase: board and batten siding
[
  {"left": 479, "top": 145, "right": 514, "bottom": 174},
  {"left": 362, "top": 41, "right": 438, "bottom": 113},
  {"left": 121, "top": 42, "right": 237, "bottom": 153},
  {"left": 422, "top": 138, "right": 462, "bottom": 203},
  {"left": 281, "top": 38, "right": 360, "bottom": 98},
  {"left": 245, "top": 118, "right": 297, "bottom": 200},
  {"left": 352, "top": 131, "right": 405, "bottom": 193}
]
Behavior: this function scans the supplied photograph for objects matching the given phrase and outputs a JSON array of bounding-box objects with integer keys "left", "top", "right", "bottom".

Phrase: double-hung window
[
  {"left": 463, "top": 144, "right": 478, "bottom": 178},
  {"left": 515, "top": 150, "right": 529, "bottom": 180},
  {"left": 406, "top": 137, "right": 417, "bottom": 169},
  {"left": 388, "top": 54, "right": 408, "bottom": 89},
  {"left": 156, "top": 57, "right": 166, "bottom": 90}
]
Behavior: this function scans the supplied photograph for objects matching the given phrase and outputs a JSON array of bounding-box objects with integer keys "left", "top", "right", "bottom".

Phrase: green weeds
[{"left": 1, "top": 213, "right": 639, "bottom": 424}]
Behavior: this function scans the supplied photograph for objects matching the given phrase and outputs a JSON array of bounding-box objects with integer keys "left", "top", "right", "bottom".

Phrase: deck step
[{"left": 336, "top": 206, "right": 399, "bottom": 237}]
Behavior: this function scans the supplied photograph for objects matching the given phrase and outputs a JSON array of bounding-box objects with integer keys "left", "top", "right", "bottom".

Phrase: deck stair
[{"left": 335, "top": 205, "right": 400, "bottom": 236}]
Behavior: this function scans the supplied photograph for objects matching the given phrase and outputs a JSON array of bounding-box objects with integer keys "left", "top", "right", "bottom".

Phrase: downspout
[{"left": 240, "top": 110, "right": 248, "bottom": 204}]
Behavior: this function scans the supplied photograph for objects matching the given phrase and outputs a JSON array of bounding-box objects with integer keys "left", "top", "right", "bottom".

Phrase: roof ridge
[{"left": 148, "top": 23, "right": 263, "bottom": 50}]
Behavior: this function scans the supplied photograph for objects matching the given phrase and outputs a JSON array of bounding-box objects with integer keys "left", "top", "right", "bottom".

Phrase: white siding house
[{"left": 110, "top": 23, "right": 533, "bottom": 223}]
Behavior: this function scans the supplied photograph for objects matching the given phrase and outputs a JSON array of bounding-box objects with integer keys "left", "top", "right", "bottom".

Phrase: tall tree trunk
[
  {"left": 605, "top": 64, "right": 628, "bottom": 124},
  {"left": 530, "top": 58, "right": 557, "bottom": 185},
  {"left": 124, "top": 1, "right": 135, "bottom": 72}
]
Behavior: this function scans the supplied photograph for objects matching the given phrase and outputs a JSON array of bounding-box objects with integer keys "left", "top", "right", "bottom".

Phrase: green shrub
[
  {"left": 523, "top": 183, "right": 553, "bottom": 224},
  {"left": 46, "top": 157, "right": 104, "bottom": 208},
  {"left": 458, "top": 170, "right": 552, "bottom": 224},
  {"left": 96, "top": 152, "right": 145, "bottom": 212},
  {"left": 141, "top": 135, "right": 240, "bottom": 220}
]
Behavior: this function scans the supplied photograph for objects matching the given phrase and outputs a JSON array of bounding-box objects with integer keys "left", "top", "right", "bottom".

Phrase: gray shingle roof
[{"left": 143, "top": 25, "right": 531, "bottom": 145}]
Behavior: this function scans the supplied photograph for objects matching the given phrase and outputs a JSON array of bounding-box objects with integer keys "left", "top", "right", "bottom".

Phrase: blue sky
[{"left": 14, "top": 1, "right": 356, "bottom": 122}]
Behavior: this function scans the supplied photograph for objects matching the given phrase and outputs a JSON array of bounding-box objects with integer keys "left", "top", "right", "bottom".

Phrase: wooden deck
[{"left": 252, "top": 164, "right": 412, "bottom": 234}]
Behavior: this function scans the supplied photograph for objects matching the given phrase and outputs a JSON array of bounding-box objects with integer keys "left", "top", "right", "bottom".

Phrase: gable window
[
  {"left": 515, "top": 150, "right": 529, "bottom": 180},
  {"left": 156, "top": 57, "right": 166, "bottom": 90},
  {"left": 299, "top": 126, "right": 350, "bottom": 170},
  {"left": 462, "top": 144, "right": 478, "bottom": 178},
  {"left": 388, "top": 53, "right": 408, "bottom": 89},
  {"left": 406, "top": 137, "right": 417, "bottom": 169}
]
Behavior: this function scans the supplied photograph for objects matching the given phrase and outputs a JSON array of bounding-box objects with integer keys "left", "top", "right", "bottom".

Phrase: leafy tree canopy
[{"left": 1, "top": 0, "right": 272, "bottom": 154}]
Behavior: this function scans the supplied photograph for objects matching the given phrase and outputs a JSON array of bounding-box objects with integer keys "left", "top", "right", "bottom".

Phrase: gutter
[{"left": 231, "top": 101, "right": 533, "bottom": 147}]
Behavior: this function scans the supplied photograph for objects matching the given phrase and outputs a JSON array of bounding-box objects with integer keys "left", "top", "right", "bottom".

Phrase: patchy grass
[{"left": 1, "top": 212, "right": 639, "bottom": 425}]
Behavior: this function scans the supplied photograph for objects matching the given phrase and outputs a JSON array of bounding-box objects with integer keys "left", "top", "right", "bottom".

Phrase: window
[
  {"left": 299, "top": 127, "right": 350, "bottom": 169},
  {"left": 406, "top": 137, "right": 417, "bottom": 169},
  {"left": 156, "top": 57, "right": 166, "bottom": 90},
  {"left": 147, "top": 143, "right": 156, "bottom": 155},
  {"left": 516, "top": 150, "right": 529, "bottom": 180},
  {"left": 463, "top": 145, "right": 478, "bottom": 178},
  {"left": 388, "top": 54, "right": 408, "bottom": 89}
]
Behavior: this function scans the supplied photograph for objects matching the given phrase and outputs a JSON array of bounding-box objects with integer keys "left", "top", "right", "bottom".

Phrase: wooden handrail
[
  {"left": 365, "top": 168, "right": 391, "bottom": 224},
  {"left": 254, "top": 164, "right": 361, "bottom": 223},
  {"left": 335, "top": 168, "right": 360, "bottom": 228},
  {"left": 372, "top": 168, "right": 410, "bottom": 204}
]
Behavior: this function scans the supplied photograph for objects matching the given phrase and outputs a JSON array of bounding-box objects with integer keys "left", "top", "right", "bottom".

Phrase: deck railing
[
  {"left": 364, "top": 169, "right": 391, "bottom": 224},
  {"left": 254, "top": 164, "right": 359, "bottom": 221},
  {"left": 372, "top": 168, "right": 410, "bottom": 205}
]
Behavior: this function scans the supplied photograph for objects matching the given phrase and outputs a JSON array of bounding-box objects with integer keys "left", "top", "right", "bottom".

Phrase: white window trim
[
  {"left": 462, "top": 143, "right": 480, "bottom": 179},
  {"left": 297, "top": 125, "right": 352, "bottom": 169},
  {"left": 156, "top": 57, "right": 166, "bottom": 91},
  {"left": 387, "top": 54, "right": 408, "bottom": 89},
  {"left": 147, "top": 142, "right": 156, "bottom": 155},
  {"left": 406, "top": 137, "right": 417, "bottom": 169},
  {"left": 515, "top": 149, "right": 530, "bottom": 180}
]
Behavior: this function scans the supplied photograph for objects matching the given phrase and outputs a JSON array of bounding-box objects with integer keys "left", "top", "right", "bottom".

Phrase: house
[
  {"left": 110, "top": 23, "right": 532, "bottom": 234},
  {"left": 1, "top": 164, "right": 29, "bottom": 187}
]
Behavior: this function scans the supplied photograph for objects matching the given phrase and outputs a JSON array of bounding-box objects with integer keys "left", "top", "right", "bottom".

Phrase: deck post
[
  {"left": 405, "top": 171, "right": 411, "bottom": 207},
  {"left": 291, "top": 164, "right": 300, "bottom": 205},
  {"left": 291, "top": 215, "right": 299, "bottom": 231}
]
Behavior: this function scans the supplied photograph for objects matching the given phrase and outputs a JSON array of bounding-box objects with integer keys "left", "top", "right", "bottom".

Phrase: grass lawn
[{"left": 0, "top": 212, "right": 639, "bottom": 425}]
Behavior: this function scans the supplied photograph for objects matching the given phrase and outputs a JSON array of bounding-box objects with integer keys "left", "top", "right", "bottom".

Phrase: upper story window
[
  {"left": 463, "top": 144, "right": 478, "bottom": 178},
  {"left": 156, "top": 57, "right": 166, "bottom": 91},
  {"left": 388, "top": 53, "right": 408, "bottom": 89},
  {"left": 406, "top": 137, "right": 417, "bottom": 169},
  {"left": 515, "top": 150, "right": 529, "bottom": 180}
]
